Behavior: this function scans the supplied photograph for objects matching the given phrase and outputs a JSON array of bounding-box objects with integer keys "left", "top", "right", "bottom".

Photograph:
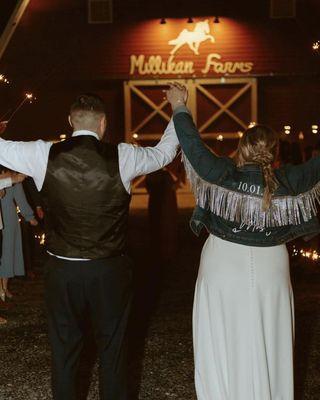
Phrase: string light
[
  {"left": 291, "top": 245, "right": 320, "bottom": 262},
  {"left": 238, "top": 131, "right": 243, "bottom": 138},
  {"left": 217, "top": 134, "right": 224, "bottom": 141},
  {"left": 284, "top": 125, "right": 291, "bottom": 135},
  {"left": 59, "top": 134, "right": 67, "bottom": 141},
  {"left": 312, "top": 125, "right": 318, "bottom": 134},
  {"left": 248, "top": 122, "right": 256, "bottom": 128},
  {"left": 300, "top": 249, "right": 320, "bottom": 261},
  {"left": 132, "top": 133, "right": 139, "bottom": 139}
]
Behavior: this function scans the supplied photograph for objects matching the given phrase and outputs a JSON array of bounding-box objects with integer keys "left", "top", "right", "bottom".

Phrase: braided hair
[{"left": 236, "top": 125, "right": 279, "bottom": 211}]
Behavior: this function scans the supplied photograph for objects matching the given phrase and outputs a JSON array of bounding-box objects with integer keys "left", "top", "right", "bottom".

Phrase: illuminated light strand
[
  {"left": 284, "top": 125, "right": 291, "bottom": 135},
  {"left": 291, "top": 245, "right": 320, "bottom": 262}
]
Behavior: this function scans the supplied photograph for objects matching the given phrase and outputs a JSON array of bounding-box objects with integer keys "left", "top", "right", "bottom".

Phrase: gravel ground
[{"left": 0, "top": 209, "right": 319, "bottom": 399}]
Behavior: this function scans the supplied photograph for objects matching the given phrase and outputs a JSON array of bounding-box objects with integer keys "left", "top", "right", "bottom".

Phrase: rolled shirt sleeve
[
  {"left": 118, "top": 118, "right": 179, "bottom": 193},
  {"left": 0, "top": 138, "right": 52, "bottom": 190}
]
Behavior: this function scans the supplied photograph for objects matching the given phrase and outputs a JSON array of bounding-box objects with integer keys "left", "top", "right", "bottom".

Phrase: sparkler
[
  {"left": 0, "top": 74, "right": 9, "bottom": 84},
  {"left": 0, "top": 92, "right": 36, "bottom": 124}
]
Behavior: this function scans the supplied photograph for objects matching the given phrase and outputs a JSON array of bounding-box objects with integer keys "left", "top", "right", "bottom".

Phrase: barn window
[{"left": 88, "top": 0, "right": 113, "bottom": 24}]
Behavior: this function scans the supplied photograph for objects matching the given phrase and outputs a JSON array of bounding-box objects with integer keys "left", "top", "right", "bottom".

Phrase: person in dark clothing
[
  {"left": 0, "top": 94, "right": 178, "bottom": 399},
  {"left": 21, "top": 177, "right": 45, "bottom": 278}
]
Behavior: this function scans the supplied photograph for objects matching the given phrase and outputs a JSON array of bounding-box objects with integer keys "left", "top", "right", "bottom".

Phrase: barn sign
[{"left": 129, "top": 20, "right": 254, "bottom": 76}]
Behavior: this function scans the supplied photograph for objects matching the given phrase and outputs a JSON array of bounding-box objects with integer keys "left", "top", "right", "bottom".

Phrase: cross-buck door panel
[{"left": 124, "top": 78, "right": 257, "bottom": 193}]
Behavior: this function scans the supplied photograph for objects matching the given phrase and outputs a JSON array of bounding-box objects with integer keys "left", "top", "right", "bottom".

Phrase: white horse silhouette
[{"left": 168, "top": 20, "right": 215, "bottom": 55}]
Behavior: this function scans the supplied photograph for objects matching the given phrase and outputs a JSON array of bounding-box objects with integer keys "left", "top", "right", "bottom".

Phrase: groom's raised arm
[
  {"left": 0, "top": 138, "right": 52, "bottom": 190},
  {"left": 118, "top": 118, "right": 179, "bottom": 193}
]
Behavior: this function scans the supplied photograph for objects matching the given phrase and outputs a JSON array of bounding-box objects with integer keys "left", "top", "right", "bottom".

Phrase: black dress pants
[{"left": 44, "top": 255, "right": 133, "bottom": 400}]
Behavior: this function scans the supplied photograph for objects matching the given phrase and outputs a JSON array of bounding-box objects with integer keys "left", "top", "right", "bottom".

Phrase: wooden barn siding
[
  {"left": 1, "top": 1, "right": 318, "bottom": 81},
  {"left": 0, "top": 0, "right": 319, "bottom": 143}
]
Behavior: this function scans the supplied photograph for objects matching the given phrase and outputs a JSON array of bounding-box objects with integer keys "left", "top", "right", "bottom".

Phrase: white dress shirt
[{"left": 0, "top": 119, "right": 179, "bottom": 258}]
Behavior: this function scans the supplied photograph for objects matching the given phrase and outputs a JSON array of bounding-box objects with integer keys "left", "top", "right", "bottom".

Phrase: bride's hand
[{"left": 165, "top": 83, "right": 188, "bottom": 109}]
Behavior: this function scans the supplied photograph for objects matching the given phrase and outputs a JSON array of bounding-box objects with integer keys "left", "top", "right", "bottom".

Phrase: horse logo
[{"left": 168, "top": 19, "right": 215, "bottom": 55}]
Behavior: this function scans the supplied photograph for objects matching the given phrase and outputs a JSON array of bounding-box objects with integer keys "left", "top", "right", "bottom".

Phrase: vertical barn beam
[{"left": 0, "top": 0, "right": 30, "bottom": 61}]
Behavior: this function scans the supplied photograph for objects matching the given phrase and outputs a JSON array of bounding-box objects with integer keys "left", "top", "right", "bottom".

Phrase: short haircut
[{"left": 70, "top": 93, "right": 106, "bottom": 129}]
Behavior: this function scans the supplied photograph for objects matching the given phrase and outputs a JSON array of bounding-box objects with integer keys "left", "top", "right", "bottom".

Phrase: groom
[{"left": 0, "top": 94, "right": 178, "bottom": 399}]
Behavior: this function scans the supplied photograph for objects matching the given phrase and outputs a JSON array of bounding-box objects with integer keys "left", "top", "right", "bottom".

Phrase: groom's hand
[
  {"left": 165, "top": 83, "right": 188, "bottom": 110},
  {"left": 11, "top": 173, "right": 26, "bottom": 184}
]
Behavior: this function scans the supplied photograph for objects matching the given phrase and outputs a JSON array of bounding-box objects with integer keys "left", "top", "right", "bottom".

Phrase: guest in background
[
  {"left": 0, "top": 171, "right": 38, "bottom": 301},
  {"left": 21, "top": 177, "right": 44, "bottom": 278},
  {"left": 146, "top": 168, "right": 178, "bottom": 264},
  {"left": 0, "top": 123, "right": 26, "bottom": 324}
]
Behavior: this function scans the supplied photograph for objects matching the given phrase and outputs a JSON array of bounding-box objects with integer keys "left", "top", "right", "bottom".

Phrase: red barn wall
[{"left": 0, "top": 0, "right": 319, "bottom": 146}]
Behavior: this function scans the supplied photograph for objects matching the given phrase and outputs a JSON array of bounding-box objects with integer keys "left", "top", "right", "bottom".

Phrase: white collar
[{"left": 72, "top": 130, "right": 100, "bottom": 141}]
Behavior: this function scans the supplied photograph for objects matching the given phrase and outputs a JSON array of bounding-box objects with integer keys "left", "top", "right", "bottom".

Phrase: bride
[{"left": 165, "top": 83, "right": 319, "bottom": 400}]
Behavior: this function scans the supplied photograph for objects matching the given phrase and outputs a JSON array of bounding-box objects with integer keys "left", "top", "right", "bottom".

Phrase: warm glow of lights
[
  {"left": 35, "top": 233, "right": 46, "bottom": 246},
  {"left": 217, "top": 134, "right": 224, "bottom": 141},
  {"left": 312, "top": 40, "right": 320, "bottom": 50},
  {"left": 59, "top": 134, "right": 67, "bottom": 141},
  {"left": 312, "top": 129, "right": 318, "bottom": 134},
  {"left": 25, "top": 93, "right": 35, "bottom": 103},
  {"left": 248, "top": 122, "right": 256, "bottom": 128},
  {"left": 292, "top": 245, "right": 320, "bottom": 261},
  {"left": 40, "top": 233, "right": 46, "bottom": 245},
  {"left": 0, "top": 74, "right": 9, "bottom": 84},
  {"left": 132, "top": 133, "right": 139, "bottom": 139},
  {"left": 238, "top": 131, "right": 243, "bottom": 138},
  {"left": 284, "top": 125, "right": 291, "bottom": 135},
  {"left": 312, "top": 125, "right": 318, "bottom": 129}
]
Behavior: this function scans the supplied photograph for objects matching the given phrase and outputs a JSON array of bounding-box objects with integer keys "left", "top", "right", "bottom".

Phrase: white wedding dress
[{"left": 193, "top": 235, "right": 295, "bottom": 400}]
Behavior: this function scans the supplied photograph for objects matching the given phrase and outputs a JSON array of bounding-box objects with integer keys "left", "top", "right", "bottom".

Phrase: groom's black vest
[{"left": 41, "top": 135, "right": 130, "bottom": 259}]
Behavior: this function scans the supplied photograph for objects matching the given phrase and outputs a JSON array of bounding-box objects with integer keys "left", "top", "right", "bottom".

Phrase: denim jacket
[{"left": 173, "top": 106, "right": 320, "bottom": 247}]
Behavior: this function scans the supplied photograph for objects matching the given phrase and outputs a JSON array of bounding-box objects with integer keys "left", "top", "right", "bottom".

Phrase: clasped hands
[{"left": 165, "top": 83, "right": 188, "bottom": 109}]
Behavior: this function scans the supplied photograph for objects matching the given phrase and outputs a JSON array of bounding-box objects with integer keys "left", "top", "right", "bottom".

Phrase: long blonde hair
[{"left": 236, "top": 125, "right": 279, "bottom": 211}]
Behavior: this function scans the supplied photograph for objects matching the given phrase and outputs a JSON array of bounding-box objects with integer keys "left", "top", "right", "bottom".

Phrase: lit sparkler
[
  {"left": 1, "top": 92, "right": 36, "bottom": 123},
  {"left": 0, "top": 74, "right": 9, "bottom": 84}
]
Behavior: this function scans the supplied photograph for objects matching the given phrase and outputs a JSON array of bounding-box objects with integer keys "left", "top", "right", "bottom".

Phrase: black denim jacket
[{"left": 173, "top": 106, "right": 320, "bottom": 247}]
